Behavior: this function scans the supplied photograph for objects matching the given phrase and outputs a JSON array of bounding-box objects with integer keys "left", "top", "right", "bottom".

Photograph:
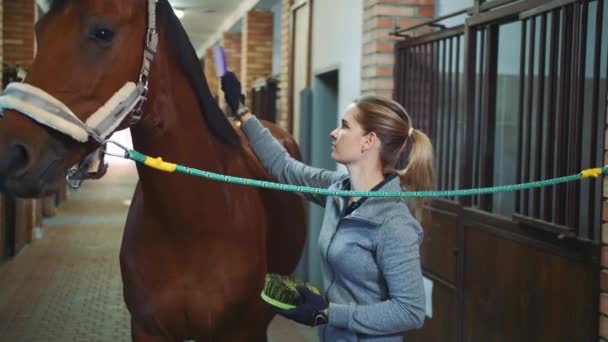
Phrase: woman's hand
[
  {"left": 220, "top": 71, "right": 247, "bottom": 116},
  {"left": 272, "top": 285, "right": 328, "bottom": 327}
]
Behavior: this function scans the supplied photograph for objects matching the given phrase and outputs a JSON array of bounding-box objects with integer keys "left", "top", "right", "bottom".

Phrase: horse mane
[
  {"left": 157, "top": 0, "right": 240, "bottom": 148},
  {"left": 50, "top": 0, "right": 69, "bottom": 13}
]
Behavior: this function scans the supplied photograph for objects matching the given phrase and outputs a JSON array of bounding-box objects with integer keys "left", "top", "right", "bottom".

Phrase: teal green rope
[{"left": 126, "top": 149, "right": 608, "bottom": 198}]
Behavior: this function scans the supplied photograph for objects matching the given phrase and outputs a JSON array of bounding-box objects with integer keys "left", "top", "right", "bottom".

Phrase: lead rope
[{"left": 104, "top": 141, "right": 606, "bottom": 198}]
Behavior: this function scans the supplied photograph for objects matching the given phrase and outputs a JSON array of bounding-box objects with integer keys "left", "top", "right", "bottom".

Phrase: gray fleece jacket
[{"left": 242, "top": 118, "right": 426, "bottom": 341}]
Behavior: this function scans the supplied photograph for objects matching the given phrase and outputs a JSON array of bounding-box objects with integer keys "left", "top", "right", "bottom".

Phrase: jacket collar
[{"left": 330, "top": 175, "right": 403, "bottom": 226}]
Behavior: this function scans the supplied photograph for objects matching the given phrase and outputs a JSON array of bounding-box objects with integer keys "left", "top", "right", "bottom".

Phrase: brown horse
[{"left": 0, "top": 0, "right": 307, "bottom": 340}]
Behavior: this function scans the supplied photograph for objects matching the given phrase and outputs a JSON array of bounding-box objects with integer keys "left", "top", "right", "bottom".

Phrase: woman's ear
[{"left": 362, "top": 132, "right": 378, "bottom": 153}]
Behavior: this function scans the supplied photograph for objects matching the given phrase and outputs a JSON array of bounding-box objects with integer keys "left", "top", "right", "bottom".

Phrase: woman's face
[{"left": 330, "top": 104, "right": 369, "bottom": 165}]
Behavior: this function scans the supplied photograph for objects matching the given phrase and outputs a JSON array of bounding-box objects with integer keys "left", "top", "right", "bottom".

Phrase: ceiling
[
  {"left": 36, "top": 0, "right": 279, "bottom": 58},
  {"left": 168, "top": 0, "right": 280, "bottom": 57}
]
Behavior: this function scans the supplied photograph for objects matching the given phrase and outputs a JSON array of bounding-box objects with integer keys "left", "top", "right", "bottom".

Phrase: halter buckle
[{"left": 65, "top": 145, "right": 109, "bottom": 189}]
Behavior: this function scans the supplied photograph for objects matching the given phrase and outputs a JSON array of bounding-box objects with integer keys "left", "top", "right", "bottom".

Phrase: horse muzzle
[{"left": 0, "top": 110, "right": 70, "bottom": 198}]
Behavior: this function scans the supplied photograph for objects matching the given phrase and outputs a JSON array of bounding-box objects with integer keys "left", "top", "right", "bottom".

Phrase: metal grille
[{"left": 394, "top": 0, "right": 607, "bottom": 242}]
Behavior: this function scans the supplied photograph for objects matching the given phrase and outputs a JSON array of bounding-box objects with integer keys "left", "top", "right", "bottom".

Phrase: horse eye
[{"left": 91, "top": 28, "right": 115, "bottom": 42}]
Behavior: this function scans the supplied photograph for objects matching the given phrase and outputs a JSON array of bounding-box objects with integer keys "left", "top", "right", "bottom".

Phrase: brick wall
[
  {"left": 361, "top": 0, "right": 433, "bottom": 98},
  {"left": 223, "top": 32, "right": 242, "bottom": 80},
  {"left": 601, "top": 95, "right": 608, "bottom": 340},
  {"left": 3, "top": 0, "right": 35, "bottom": 70},
  {"left": 241, "top": 10, "right": 273, "bottom": 108},
  {"left": 278, "top": 0, "right": 292, "bottom": 130}
]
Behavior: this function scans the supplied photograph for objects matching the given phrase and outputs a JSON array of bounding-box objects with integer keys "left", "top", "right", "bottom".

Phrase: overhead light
[{"left": 173, "top": 8, "right": 185, "bottom": 19}]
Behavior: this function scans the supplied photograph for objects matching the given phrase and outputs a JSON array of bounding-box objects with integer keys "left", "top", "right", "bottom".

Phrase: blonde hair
[{"left": 353, "top": 95, "right": 435, "bottom": 221}]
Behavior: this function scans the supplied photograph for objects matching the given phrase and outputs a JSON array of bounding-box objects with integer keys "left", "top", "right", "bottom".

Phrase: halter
[{"left": 0, "top": 0, "right": 159, "bottom": 187}]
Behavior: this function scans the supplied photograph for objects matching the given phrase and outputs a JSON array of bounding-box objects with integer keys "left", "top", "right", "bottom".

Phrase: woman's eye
[{"left": 91, "top": 28, "right": 115, "bottom": 42}]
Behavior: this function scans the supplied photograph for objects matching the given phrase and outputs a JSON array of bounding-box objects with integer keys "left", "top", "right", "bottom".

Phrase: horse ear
[{"left": 157, "top": 0, "right": 241, "bottom": 148}]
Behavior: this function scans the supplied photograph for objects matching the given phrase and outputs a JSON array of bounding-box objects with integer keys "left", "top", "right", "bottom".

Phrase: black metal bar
[
  {"left": 523, "top": 16, "right": 536, "bottom": 217},
  {"left": 459, "top": 26, "right": 477, "bottom": 208},
  {"left": 410, "top": 46, "right": 418, "bottom": 123},
  {"left": 452, "top": 35, "right": 461, "bottom": 198},
  {"left": 393, "top": 46, "right": 402, "bottom": 103},
  {"left": 391, "top": 9, "right": 469, "bottom": 36},
  {"left": 554, "top": 5, "right": 573, "bottom": 225},
  {"left": 440, "top": 39, "right": 448, "bottom": 190},
  {"left": 543, "top": 9, "right": 559, "bottom": 222},
  {"left": 416, "top": 46, "right": 422, "bottom": 124},
  {"left": 565, "top": 2, "right": 581, "bottom": 229},
  {"left": 474, "top": 30, "right": 486, "bottom": 206},
  {"left": 572, "top": 1, "right": 588, "bottom": 237},
  {"left": 447, "top": 37, "right": 454, "bottom": 194},
  {"left": 430, "top": 41, "right": 439, "bottom": 141},
  {"left": 418, "top": 47, "right": 423, "bottom": 125},
  {"left": 589, "top": 0, "right": 604, "bottom": 241},
  {"left": 406, "top": 47, "right": 413, "bottom": 114},
  {"left": 516, "top": 19, "right": 527, "bottom": 214},
  {"left": 401, "top": 47, "right": 408, "bottom": 107},
  {"left": 532, "top": 13, "right": 547, "bottom": 219},
  {"left": 423, "top": 43, "right": 431, "bottom": 134},
  {"left": 478, "top": 25, "right": 498, "bottom": 211}
]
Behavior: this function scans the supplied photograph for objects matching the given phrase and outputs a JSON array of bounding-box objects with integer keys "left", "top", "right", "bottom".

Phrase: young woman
[{"left": 222, "top": 72, "right": 434, "bottom": 341}]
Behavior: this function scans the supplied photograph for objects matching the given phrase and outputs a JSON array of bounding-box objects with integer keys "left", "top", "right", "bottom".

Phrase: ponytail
[{"left": 396, "top": 129, "right": 435, "bottom": 222}]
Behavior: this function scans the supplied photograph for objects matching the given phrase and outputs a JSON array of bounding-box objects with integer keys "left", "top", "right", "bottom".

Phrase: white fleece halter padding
[
  {"left": 0, "top": 83, "right": 89, "bottom": 142},
  {"left": 0, "top": 82, "right": 139, "bottom": 143},
  {"left": 85, "top": 82, "right": 137, "bottom": 137}
]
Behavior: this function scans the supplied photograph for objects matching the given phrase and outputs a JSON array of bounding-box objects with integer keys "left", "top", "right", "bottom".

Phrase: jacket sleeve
[
  {"left": 241, "top": 117, "right": 346, "bottom": 206},
  {"left": 328, "top": 216, "right": 426, "bottom": 335}
]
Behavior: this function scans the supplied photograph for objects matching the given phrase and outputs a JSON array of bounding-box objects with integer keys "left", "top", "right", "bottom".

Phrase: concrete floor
[{"left": 0, "top": 159, "right": 318, "bottom": 342}]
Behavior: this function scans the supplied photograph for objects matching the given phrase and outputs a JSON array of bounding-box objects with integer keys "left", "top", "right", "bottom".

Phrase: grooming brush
[
  {"left": 261, "top": 273, "right": 321, "bottom": 310},
  {"left": 212, "top": 45, "right": 228, "bottom": 78}
]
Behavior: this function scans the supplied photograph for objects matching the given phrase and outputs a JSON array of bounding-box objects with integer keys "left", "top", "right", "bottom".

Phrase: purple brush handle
[{"left": 213, "top": 46, "right": 227, "bottom": 77}]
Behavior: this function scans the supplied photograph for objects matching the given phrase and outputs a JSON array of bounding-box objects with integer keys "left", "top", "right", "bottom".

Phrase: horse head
[
  {"left": 0, "top": 0, "right": 155, "bottom": 197},
  {"left": 0, "top": 0, "right": 237, "bottom": 198}
]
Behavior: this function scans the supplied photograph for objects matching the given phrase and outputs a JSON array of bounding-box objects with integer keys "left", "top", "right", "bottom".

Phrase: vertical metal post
[
  {"left": 459, "top": 24, "right": 478, "bottom": 207},
  {"left": 566, "top": 2, "right": 582, "bottom": 228},
  {"left": 440, "top": 39, "right": 448, "bottom": 190},
  {"left": 431, "top": 41, "right": 439, "bottom": 141},
  {"left": 478, "top": 24, "right": 499, "bottom": 211},
  {"left": 555, "top": 5, "right": 573, "bottom": 226},
  {"left": 572, "top": 1, "right": 588, "bottom": 237},
  {"left": 589, "top": 0, "right": 604, "bottom": 241},
  {"left": 543, "top": 9, "right": 560, "bottom": 222},
  {"left": 452, "top": 36, "right": 461, "bottom": 195},
  {"left": 516, "top": 18, "right": 527, "bottom": 214},
  {"left": 532, "top": 13, "right": 547, "bottom": 218},
  {"left": 447, "top": 37, "right": 454, "bottom": 193}
]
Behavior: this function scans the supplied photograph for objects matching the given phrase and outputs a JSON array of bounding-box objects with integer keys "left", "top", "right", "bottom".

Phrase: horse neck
[{"left": 128, "top": 60, "right": 233, "bottom": 200}]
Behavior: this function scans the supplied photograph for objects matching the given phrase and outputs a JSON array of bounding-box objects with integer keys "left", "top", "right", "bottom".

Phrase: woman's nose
[{"left": 330, "top": 129, "right": 337, "bottom": 139}]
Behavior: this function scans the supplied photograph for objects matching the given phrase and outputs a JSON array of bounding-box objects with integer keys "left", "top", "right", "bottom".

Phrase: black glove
[
  {"left": 273, "top": 285, "right": 328, "bottom": 327},
  {"left": 220, "top": 71, "right": 246, "bottom": 115}
]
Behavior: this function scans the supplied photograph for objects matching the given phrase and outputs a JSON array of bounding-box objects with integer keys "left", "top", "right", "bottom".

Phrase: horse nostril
[{"left": 9, "top": 143, "right": 31, "bottom": 177}]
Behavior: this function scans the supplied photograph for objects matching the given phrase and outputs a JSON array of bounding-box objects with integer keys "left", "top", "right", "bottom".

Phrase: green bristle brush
[{"left": 261, "top": 273, "right": 321, "bottom": 310}]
